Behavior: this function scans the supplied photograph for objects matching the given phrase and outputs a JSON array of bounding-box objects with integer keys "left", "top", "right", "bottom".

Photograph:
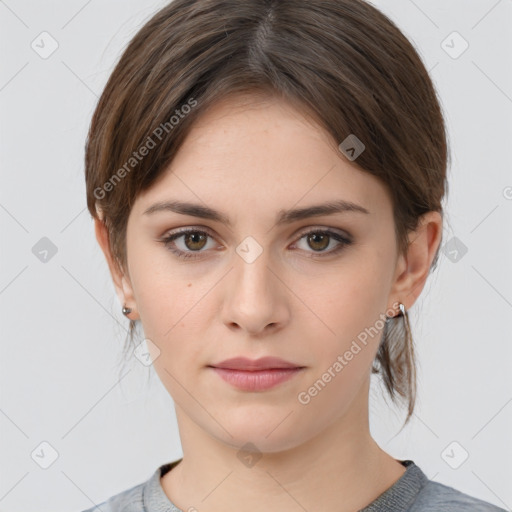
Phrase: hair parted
[{"left": 85, "top": 0, "right": 449, "bottom": 427}]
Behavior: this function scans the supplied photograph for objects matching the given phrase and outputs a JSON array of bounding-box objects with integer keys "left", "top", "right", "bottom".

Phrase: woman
[{"left": 82, "top": 0, "right": 505, "bottom": 510}]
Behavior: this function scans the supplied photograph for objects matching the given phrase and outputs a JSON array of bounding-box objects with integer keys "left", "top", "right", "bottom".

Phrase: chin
[{"left": 211, "top": 413, "right": 311, "bottom": 455}]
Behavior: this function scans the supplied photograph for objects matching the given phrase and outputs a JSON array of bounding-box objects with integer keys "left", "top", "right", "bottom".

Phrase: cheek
[
  {"left": 294, "top": 277, "right": 386, "bottom": 419},
  {"left": 299, "top": 253, "right": 391, "bottom": 369},
  {"left": 306, "top": 254, "right": 388, "bottom": 324},
  {"left": 129, "top": 266, "right": 209, "bottom": 368},
  {"left": 128, "top": 247, "right": 189, "bottom": 332}
]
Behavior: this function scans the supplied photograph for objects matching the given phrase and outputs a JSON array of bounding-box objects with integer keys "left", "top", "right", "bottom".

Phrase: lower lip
[{"left": 210, "top": 367, "right": 304, "bottom": 391}]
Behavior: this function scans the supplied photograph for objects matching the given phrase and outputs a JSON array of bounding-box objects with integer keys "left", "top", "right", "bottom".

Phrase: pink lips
[{"left": 208, "top": 356, "right": 305, "bottom": 391}]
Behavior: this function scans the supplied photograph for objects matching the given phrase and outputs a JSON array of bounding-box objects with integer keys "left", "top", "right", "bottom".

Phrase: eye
[
  {"left": 292, "top": 228, "right": 353, "bottom": 257},
  {"left": 160, "top": 228, "right": 218, "bottom": 260},
  {"left": 160, "top": 227, "right": 353, "bottom": 261}
]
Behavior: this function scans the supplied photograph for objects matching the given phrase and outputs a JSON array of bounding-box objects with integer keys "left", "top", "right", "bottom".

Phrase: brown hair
[{"left": 85, "top": 0, "right": 449, "bottom": 426}]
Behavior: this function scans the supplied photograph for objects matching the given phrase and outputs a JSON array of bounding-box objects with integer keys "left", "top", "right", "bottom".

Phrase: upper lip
[{"left": 209, "top": 356, "right": 303, "bottom": 371}]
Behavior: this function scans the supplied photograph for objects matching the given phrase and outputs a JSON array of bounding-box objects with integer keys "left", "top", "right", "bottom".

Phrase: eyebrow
[{"left": 143, "top": 199, "right": 370, "bottom": 226}]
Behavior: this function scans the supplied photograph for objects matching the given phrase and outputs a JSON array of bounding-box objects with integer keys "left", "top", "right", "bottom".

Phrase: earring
[
  {"left": 122, "top": 304, "right": 132, "bottom": 316},
  {"left": 395, "top": 302, "right": 406, "bottom": 318}
]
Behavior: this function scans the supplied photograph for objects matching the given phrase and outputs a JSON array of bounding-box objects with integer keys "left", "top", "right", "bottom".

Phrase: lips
[
  {"left": 209, "top": 356, "right": 302, "bottom": 371},
  {"left": 208, "top": 356, "right": 305, "bottom": 391}
]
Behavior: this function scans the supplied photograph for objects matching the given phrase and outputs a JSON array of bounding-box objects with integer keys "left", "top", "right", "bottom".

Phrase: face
[{"left": 100, "top": 94, "right": 428, "bottom": 454}]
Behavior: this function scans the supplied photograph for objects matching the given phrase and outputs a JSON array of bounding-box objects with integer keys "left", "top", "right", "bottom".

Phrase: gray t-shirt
[{"left": 81, "top": 459, "right": 506, "bottom": 511}]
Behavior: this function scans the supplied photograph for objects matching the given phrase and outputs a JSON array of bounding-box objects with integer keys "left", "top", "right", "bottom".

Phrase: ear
[
  {"left": 388, "top": 211, "right": 443, "bottom": 313},
  {"left": 94, "top": 217, "right": 139, "bottom": 320}
]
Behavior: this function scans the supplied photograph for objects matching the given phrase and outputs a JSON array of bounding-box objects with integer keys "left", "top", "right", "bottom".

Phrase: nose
[{"left": 220, "top": 249, "right": 290, "bottom": 336}]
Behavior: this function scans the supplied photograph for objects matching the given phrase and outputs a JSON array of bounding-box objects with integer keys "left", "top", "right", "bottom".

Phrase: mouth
[
  {"left": 209, "top": 356, "right": 303, "bottom": 371},
  {"left": 207, "top": 356, "right": 305, "bottom": 391}
]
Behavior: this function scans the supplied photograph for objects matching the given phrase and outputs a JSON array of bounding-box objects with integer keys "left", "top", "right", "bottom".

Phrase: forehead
[{"left": 132, "top": 94, "right": 393, "bottom": 223}]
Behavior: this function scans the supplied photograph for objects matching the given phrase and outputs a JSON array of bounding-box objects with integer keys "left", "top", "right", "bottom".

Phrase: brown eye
[
  {"left": 307, "top": 232, "right": 330, "bottom": 251},
  {"left": 161, "top": 227, "right": 352, "bottom": 261},
  {"left": 183, "top": 232, "right": 208, "bottom": 251},
  {"left": 161, "top": 229, "right": 216, "bottom": 260},
  {"left": 293, "top": 229, "right": 353, "bottom": 257}
]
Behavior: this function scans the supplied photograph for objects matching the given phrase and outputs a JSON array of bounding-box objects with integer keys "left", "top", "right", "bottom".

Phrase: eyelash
[{"left": 160, "top": 227, "right": 353, "bottom": 260}]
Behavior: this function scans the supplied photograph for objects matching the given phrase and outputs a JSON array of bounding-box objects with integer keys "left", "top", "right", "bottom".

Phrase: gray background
[{"left": 1, "top": 0, "right": 511, "bottom": 510}]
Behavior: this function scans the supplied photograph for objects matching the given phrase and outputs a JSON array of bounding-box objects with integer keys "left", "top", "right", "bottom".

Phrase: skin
[{"left": 95, "top": 93, "right": 442, "bottom": 512}]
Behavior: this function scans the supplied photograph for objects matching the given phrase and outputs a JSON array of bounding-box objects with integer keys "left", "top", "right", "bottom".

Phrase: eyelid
[
  {"left": 160, "top": 224, "right": 353, "bottom": 262},
  {"left": 293, "top": 225, "right": 353, "bottom": 242},
  {"left": 162, "top": 224, "right": 351, "bottom": 242},
  {"left": 163, "top": 225, "right": 217, "bottom": 238}
]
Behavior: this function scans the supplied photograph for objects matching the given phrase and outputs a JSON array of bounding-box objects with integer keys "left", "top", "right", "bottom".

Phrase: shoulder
[
  {"left": 411, "top": 479, "right": 507, "bottom": 511},
  {"left": 79, "top": 480, "right": 145, "bottom": 512}
]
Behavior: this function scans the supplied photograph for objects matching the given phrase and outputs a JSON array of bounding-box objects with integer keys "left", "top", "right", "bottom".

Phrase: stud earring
[{"left": 122, "top": 305, "right": 132, "bottom": 316}]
